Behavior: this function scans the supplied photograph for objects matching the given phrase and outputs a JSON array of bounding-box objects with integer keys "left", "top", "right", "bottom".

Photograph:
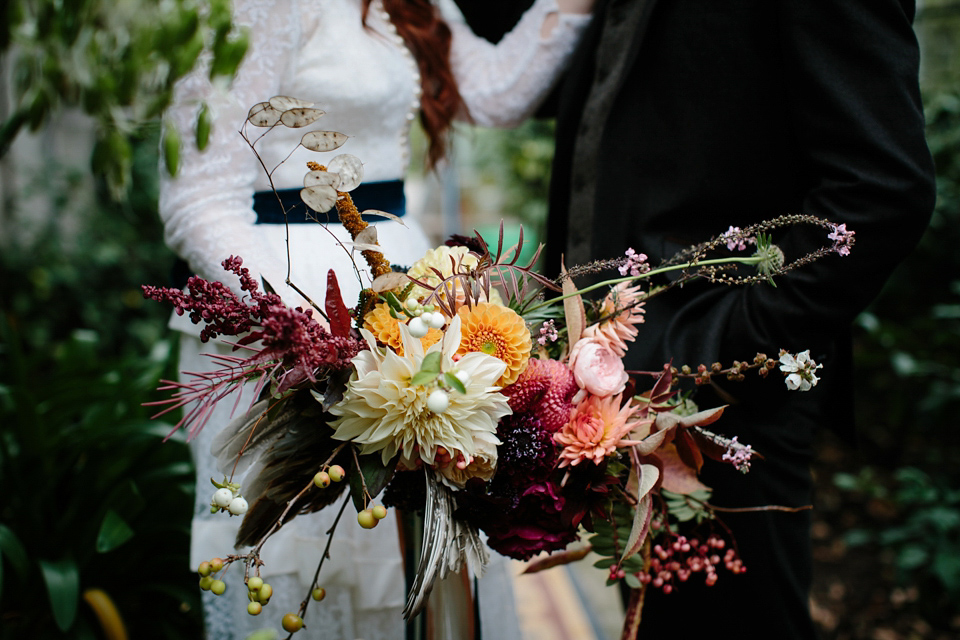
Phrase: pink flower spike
[
  {"left": 618, "top": 248, "right": 650, "bottom": 277},
  {"left": 720, "top": 226, "right": 756, "bottom": 252},
  {"left": 537, "top": 319, "right": 559, "bottom": 346},
  {"left": 827, "top": 223, "right": 855, "bottom": 257}
]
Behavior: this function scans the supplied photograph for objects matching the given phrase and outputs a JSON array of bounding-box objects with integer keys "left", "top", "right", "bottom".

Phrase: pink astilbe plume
[
  {"left": 554, "top": 394, "right": 648, "bottom": 468},
  {"left": 582, "top": 282, "right": 646, "bottom": 357},
  {"left": 142, "top": 256, "right": 363, "bottom": 439}
]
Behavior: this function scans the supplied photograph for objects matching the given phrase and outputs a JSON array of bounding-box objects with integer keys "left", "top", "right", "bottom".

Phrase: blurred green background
[{"left": 1, "top": 1, "right": 958, "bottom": 639}]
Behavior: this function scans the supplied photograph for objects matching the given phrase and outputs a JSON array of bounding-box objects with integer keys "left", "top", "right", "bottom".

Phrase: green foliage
[
  {"left": 1, "top": 125, "right": 175, "bottom": 359},
  {"left": 0, "top": 323, "right": 201, "bottom": 639},
  {"left": 0, "top": 133, "right": 200, "bottom": 637},
  {"left": 459, "top": 119, "right": 556, "bottom": 240},
  {"left": 831, "top": 81, "right": 960, "bottom": 630},
  {"left": 839, "top": 468, "right": 960, "bottom": 611},
  {"left": 2, "top": 0, "right": 248, "bottom": 197},
  {"left": 589, "top": 494, "right": 645, "bottom": 587},
  {"left": 661, "top": 489, "right": 713, "bottom": 525}
]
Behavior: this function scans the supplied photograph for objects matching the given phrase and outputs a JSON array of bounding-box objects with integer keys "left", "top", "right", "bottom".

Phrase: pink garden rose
[{"left": 568, "top": 338, "right": 628, "bottom": 398}]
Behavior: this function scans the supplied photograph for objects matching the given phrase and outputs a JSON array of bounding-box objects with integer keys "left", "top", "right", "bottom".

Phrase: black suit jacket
[
  {"left": 455, "top": 3, "right": 935, "bottom": 634},
  {"left": 457, "top": 0, "right": 936, "bottom": 440}
]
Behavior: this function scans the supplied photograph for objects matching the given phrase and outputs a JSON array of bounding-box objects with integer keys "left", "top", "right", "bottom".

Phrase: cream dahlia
[
  {"left": 327, "top": 317, "right": 511, "bottom": 476},
  {"left": 554, "top": 394, "right": 647, "bottom": 468},
  {"left": 456, "top": 302, "right": 532, "bottom": 387},
  {"left": 437, "top": 438, "right": 499, "bottom": 488}
]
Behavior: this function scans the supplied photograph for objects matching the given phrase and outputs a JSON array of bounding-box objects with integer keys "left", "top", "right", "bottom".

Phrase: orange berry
[{"left": 311, "top": 587, "right": 326, "bottom": 601}]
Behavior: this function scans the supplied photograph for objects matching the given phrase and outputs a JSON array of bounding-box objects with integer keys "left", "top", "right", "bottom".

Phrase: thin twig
[{"left": 290, "top": 493, "right": 352, "bottom": 632}]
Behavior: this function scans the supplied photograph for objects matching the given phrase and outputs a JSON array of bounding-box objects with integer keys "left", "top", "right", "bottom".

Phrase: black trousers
[{"left": 635, "top": 396, "right": 819, "bottom": 639}]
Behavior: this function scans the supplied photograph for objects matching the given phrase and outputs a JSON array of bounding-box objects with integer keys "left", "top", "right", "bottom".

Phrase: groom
[{"left": 456, "top": 0, "right": 935, "bottom": 637}]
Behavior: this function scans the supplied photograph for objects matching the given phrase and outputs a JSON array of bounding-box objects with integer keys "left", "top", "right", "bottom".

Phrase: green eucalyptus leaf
[
  {"left": 384, "top": 291, "right": 405, "bottom": 314},
  {"left": 443, "top": 372, "right": 466, "bottom": 395},
  {"left": 420, "top": 351, "right": 442, "bottom": 374},
  {"left": 40, "top": 557, "right": 80, "bottom": 632},
  {"left": 410, "top": 370, "right": 439, "bottom": 387},
  {"left": 96, "top": 510, "right": 135, "bottom": 553}
]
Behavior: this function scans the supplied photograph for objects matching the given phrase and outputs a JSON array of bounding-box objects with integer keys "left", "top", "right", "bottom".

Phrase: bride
[{"left": 159, "top": 0, "right": 594, "bottom": 638}]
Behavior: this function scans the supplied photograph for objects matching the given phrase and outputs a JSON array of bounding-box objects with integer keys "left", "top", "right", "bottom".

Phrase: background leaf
[
  {"left": 96, "top": 511, "right": 135, "bottom": 554},
  {"left": 39, "top": 557, "right": 80, "bottom": 631}
]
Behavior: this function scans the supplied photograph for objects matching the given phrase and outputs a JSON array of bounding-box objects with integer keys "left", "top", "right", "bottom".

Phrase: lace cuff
[{"left": 449, "top": 0, "right": 592, "bottom": 127}]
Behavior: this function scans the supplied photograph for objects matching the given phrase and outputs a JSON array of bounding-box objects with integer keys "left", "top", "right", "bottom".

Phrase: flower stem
[{"left": 526, "top": 256, "right": 762, "bottom": 315}]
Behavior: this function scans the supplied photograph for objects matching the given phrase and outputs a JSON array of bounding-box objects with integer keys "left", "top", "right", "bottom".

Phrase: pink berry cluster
[{"left": 635, "top": 533, "right": 745, "bottom": 594}]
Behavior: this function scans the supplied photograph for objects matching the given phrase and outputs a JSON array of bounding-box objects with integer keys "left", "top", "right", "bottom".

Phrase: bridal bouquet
[{"left": 144, "top": 97, "right": 854, "bottom": 638}]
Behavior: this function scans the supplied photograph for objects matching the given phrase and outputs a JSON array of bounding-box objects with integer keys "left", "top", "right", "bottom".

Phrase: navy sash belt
[{"left": 171, "top": 180, "right": 405, "bottom": 288}]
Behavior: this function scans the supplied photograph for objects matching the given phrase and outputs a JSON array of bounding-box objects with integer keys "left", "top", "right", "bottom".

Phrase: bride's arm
[
  {"left": 159, "top": 0, "right": 302, "bottom": 300},
  {"left": 445, "top": 0, "right": 595, "bottom": 128}
]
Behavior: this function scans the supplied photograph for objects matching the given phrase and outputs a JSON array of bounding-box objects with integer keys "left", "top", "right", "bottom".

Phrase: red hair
[{"left": 363, "top": 0, "right": 467, "bottom": 169}]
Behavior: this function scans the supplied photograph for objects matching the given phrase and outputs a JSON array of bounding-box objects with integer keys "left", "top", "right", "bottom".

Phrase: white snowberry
[
  {"left": 407, "top": 317, "right": 429, "bottom": 338},
  {"left": 213, "top": 488, "right": 234, "bottom": 508},
  {"left": 427, "top": 389, "right": 450, "bottom": 414},
  {"left": 424, "top": 312, "right": 446, "bottom": 330},
  {"left": 228, "top": 497, "right": 249, "bottom": 515}
]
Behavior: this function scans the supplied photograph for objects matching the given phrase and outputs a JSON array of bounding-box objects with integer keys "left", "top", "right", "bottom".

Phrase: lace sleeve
[
  {"left": 158, "top": 0, "right": 302, "bottom": 299},
  {"left": 445, "top": 0, "right": 591, "bottom": 128}
]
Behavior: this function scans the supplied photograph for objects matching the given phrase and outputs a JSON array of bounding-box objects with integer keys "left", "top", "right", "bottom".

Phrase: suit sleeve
[{"left": 665, "top": 0, "right": 935, "bottom": 368}]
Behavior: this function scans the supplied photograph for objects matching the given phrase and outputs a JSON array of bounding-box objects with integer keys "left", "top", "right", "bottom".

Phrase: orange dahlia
[
  {"left": 554, "top": 394, "right": 647, "bottom": 468},
  {"left": 363, "top": 302, "right": 442, "bottom": 355},
  {"left": 456, "top": 302, "right": 531, "bottom": 387}
]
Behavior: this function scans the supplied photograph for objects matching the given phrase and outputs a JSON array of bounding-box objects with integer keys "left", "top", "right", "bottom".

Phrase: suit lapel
[{"left": 560, "top": 0, "right": 662, "bottom": 267}]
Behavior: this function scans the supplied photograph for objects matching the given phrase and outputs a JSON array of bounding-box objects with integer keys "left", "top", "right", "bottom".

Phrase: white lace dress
[{"left": 159, "top": 1, "right": 590, "bottom": 638}]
